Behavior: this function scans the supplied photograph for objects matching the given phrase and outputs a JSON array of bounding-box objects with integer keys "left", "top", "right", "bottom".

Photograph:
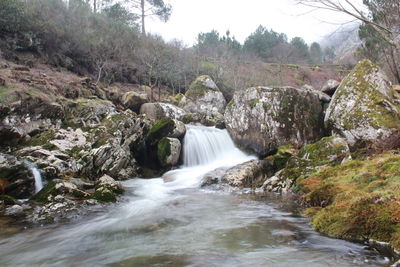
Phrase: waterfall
[
  {"left": 24, "top": 161, "right": 44, "bottom": 193},
  {"left": 183, "top": 125, "right": 253, "bottom": 167}
]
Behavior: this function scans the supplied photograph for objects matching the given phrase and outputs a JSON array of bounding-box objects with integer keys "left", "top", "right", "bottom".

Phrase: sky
[{"left": 148, "top": 0, "right": 361, "bottom": 47}]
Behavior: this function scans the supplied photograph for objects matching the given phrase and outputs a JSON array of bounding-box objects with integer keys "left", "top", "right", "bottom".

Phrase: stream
[{"left": 0, "top": 126, "right": 392, "bottom": 266}]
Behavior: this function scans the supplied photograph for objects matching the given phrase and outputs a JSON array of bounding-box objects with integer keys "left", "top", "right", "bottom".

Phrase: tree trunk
[
  {"left": 141, "top": 0, "right": 146, "bottom": 36},
  {"left": 93, "top": 0, "right": 97, "bottom": 13}
]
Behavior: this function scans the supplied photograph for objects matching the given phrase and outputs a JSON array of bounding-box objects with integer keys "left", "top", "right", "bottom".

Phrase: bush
[{"left": 0, "top": 0, "right": 29, "bottom": 33}]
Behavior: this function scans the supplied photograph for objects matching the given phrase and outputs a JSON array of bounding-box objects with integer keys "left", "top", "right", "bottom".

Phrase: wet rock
[
  {"left": 140, "top": 102, "right": 186, "bottom": 120},
  {"left": 221, "top": 160, "right": 269, "bottom": 188},
  {"left": 32, "top": 180, "right": 89, "bottom": 202},
  {"left": 321, "top": 79, "right": 340, "bottom": 96},
  {"left": 157, "top": 137, "right": 181, "bottom": 167},
  {"left": 145, "top": 117, "right": 186, "bottom": 146},
  {"left": 225, "top": 86, "right": 325, "bottom": 156},
  {"left": 201, "top": 167, "right": 229, "bottom": 187},
  {"left": 0, "top": 153, "right": 34, "bottom": 198},
  {"left": 325, "top": 60, "right": 400, "bottom": 151},
  {"left": 92, "top": 175, "right": 123, "bottom": 202},
  {"left": 5, "top": 204, "right": 24, "bottom": 216},
  {"left": 180, "top": 75, "right": 226, "bottom": 117},
  {"left": 121, "top": 91, "right": 148, "bottom": 113}
]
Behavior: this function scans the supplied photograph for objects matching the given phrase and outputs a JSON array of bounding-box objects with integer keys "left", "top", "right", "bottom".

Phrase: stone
[
  {"left": 140, "top": 102, "right": 186, "bottom": 120},
  {"left": 180, "top": 75, "right": 226, "bottom": 117},
  {"left": 321, "top": 79, "right": 340, "bottom": 96},
  {"left": 221, "top": 160, "right": 269, "bottom": 188},
  {"left": 325, "top": 60, "right": 400, "bottom": 151},
  {"left": 121, "top": 91, "right": 148, "bottom": 113},
  {"left": 265, "top": 136, "right": 351, "bottom": 193},
  {"left": 302, "top": 84, "right": 331, "bottom": 103},
  {"left": 157, "top": 137, "right": 181, "bottom": 167},
  {"left": 5, "top": 205, "right": 24, "bottom": 216},
  {"left": 225, "top": 86, "right": 325, "bottom": 156},
  {"left": 92, "top": 175, "right": 123, "bottom": 202},
  {"left": 50, "top": 128, "right": 87, "bottom": 152}
]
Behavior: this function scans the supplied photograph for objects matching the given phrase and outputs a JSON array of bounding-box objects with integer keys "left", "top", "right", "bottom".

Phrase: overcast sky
[{"left": 148, "top": 0, "right": 361, "bottom": 46}]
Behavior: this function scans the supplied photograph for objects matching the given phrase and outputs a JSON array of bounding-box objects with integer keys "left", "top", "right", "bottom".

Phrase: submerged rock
[
  {"left": 325, "top": 60, "right": 400, "bottom": 151},
  {"left": 180, "top": 75, "right": 226, "bottom": 118},
  {"left": 225, "top": 86, "right": 325, "bottom": 156}
]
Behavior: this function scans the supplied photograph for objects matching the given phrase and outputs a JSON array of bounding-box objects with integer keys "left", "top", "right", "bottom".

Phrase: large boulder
[
  {"left": 121, "top": 91, "right": 148, "bottom": 113},
  {"left": 140, "top": 102, "right": 186, "bottom": 120},
  {"left": 325, "top": 60, "right": 400, "bottom": 151},
  {"left": 180, "top": 75, "right": 226, "bottom": 116},
  {"left": 321, "top": 79, "right": 340, "bottom": 96},
  {"left": 225, "top": 86, "right": 325, "bottom": 156}
]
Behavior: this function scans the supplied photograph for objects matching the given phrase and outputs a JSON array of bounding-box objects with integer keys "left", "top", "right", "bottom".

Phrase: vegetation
[{"left": 299, "top": 151, "right": 400, "bottom": 250}]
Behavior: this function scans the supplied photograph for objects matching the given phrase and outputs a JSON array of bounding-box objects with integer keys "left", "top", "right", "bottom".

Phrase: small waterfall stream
[
  {"left": 24, "top": 160, "right": 43, "bottom": 193},
  {"left": 0, "top": 126, "right": 390, "bottom": 266}
]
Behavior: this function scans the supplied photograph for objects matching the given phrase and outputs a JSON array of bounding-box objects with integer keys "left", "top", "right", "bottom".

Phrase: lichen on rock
[{"left": 325, "top": 59, "right": 400, "bottom": 151}]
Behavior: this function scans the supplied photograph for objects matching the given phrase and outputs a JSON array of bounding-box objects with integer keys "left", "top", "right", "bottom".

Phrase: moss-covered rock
[
  {"left": 263, "top": 137, "right": 351, "bottom": 193},
  {"left": 0, "top": 194, "right": 18, "bottom": 205},
  {"left": 140, "top": 102, "right": 186, "bottom": 120},
  {"left": 225, "top": 86, "right": 325, "bottom": 156},
  {"left": 31, "top": 180, "right": 89, "bottom": 202},
  {"left": 146, "top": 117, "right": 175, "bottom": 146},
  {"left": 325, "top": 60, "right": 400, "bottom": 151},
  {"left": 298, "top": 151, "right": 400, "bottom": 251},
  {"left": 91, "top": 175, "right": 123, "bottom": 203},
  {"left": 157, "top": 137, "right": 181, "bottom": 167},
  {"left": 121, "top": 90, "right": 148, "bottom": 113},
  {"left": 181, "top": 75, "right": 226, "bottom": 118}
]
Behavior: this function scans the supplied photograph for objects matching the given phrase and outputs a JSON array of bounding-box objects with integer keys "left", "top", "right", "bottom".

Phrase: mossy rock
[
  {"left": 185, "top": 75, "right": 219, "bottom": 99},
  {"left": 0, "top": 194, "right": 18, "bottom": 205},
  {"left": 298, "top": 151, "right": 400, "bottom": 250},
  {"left": 91, "top": 187, "right": 117, "bottom": 202},
  {"left": 31, "top": 181, "right": 57, "bottom": 202},
  {"left": 157, "top": 137, "right": 171, "bottom": 165},
  {"left": 146, "top": 117, "right": 175, "bottom": 146}
]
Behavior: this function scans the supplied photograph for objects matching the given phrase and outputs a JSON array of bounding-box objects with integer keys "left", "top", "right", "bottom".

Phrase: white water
[
  {"left": 24, "top": 160, "right": 43, "bottom": 193},
  {"left": 0, "top": 126, "right": 391, "bottom": 266}
]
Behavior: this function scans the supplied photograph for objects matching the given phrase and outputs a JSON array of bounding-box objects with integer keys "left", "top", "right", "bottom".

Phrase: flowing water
[
  {"left": 0, "top": 126, "right": 393, "bottom": 266},
  {"left": 24, "top": 160, "right": 44, "bottom": 193}
]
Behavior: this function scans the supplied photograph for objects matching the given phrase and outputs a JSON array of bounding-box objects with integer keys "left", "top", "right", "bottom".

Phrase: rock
[
  {"left": 140, "top": 102, "right": 186, "bottom": 120},
  {"left": 321, "top": 79, "right": 340, "bottom": 96},
  {"left": 325, "top": 60, "right": 400, "bottom": 151},
  {"left": 17, "top": 146, "right": 78, "bottom": 179},
  {"left": 80, "top": 111, "right": 150, "bottom": 180},
  {"left": 157, "top": 137, "right": 181, "bottom": 167},
  {"left": 145, "top": 117, "right": 186, "bottom": 146},
  {"left": 182, "top": 112, "right": 225, "bottom": 128},
  {"left": 121, "top": 91, "right": 148, "bottom": 113},
  {"left": 32, "top": 179, "right": 89, "bottom": 202},
  {"left": 50, "top": 128, "right": 87, "bottom": 152},
  {"left": 302, "top": 84, "right": 331, "bottom": 103},
  {"left": 0, "top": 153, "right": 34, "bottom": 198},
  {"left": 63, "top": 98, "right": 116, "bottom": 128},
  {"left": 5, "top": 205, "right": 24, "bottom": 216},
  {"left": 92, "top": 175, "right": 123, "bottom": 202},
  {"left": 221, "top": 160, "right": 269, "bottom": 188},
  {"left": 225, "top": 86, "right": 325, "bottom": 156},
  {"left": 201, "top": 167, "right": 228, "bottom": 187},
  {"left": 266, "top": 136, "right": 351, "bottom": 193},
  {"left": 0, "top": 194, "right": 19, "bottom": 205},
  {"left": 180, "top": 75, "right": 226, "bottom": 117}
]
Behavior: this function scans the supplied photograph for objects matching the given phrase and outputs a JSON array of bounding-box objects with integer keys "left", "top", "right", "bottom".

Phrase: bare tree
[{"left": 296, "top": 0, "right": 400, "bottom": 53}]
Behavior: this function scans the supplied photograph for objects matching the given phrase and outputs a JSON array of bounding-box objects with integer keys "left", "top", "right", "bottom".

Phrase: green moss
[
  {"left": 0, "top": 194, "right": 18, "bottom": 205},
  {"left": 298, "top": 151, "right": 400, "bottom": 250},
  {"left": 250, "top": 99, "right": 259, "bottom": 108},
  {"left": 0, "top": 86, "right": 18, "bottom": 105},
  {"left": 298, "top": 137, "right": 347, "bottom": 167},
  {"left": 91, "top": 188, "right": 116, "bottom": 202},
  {"left": 146, "top": 117, "right": 174, "bottom": 146},
  {"left": 266, "top": 144, "right": 297, "bottom": 171},
  {"left": 185, "top": 75, "right": 217, "bottom": 98},
  {"left": 24, "top": 130, "right": 57, "bottom": 150},
  {"left": 226, "top": 100, "right": 236, "bottom": 110},
  {"left": 157, "top": 137, "right": 171, "bottom": 166},
  {"left": 31, "top": 181, "right": 57, "bottom": 202}
]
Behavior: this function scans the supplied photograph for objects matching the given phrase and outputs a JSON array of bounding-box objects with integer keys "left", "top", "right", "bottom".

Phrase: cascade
[{"left": 24, "top": 161, "right": 43, "bottom": 193}]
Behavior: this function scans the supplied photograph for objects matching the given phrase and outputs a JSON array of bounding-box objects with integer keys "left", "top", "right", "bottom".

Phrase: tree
[
  {"left": 290, "top": 37, "right": 309, "bottom": 60},
  {"left": 102, "top": 3, "right": 138, "bottom": 27},
  {"left": 296, "top": 0, "right": 400, "bottom": 54},
  {"left": 309, "top": 42, "right": 323, "bottom": 64},
  {"left": 244, "top": 25, "right": 287, "bottom": 59},
  {"left": 130, "top": 0, "right": 172, "bottom": 35}
]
